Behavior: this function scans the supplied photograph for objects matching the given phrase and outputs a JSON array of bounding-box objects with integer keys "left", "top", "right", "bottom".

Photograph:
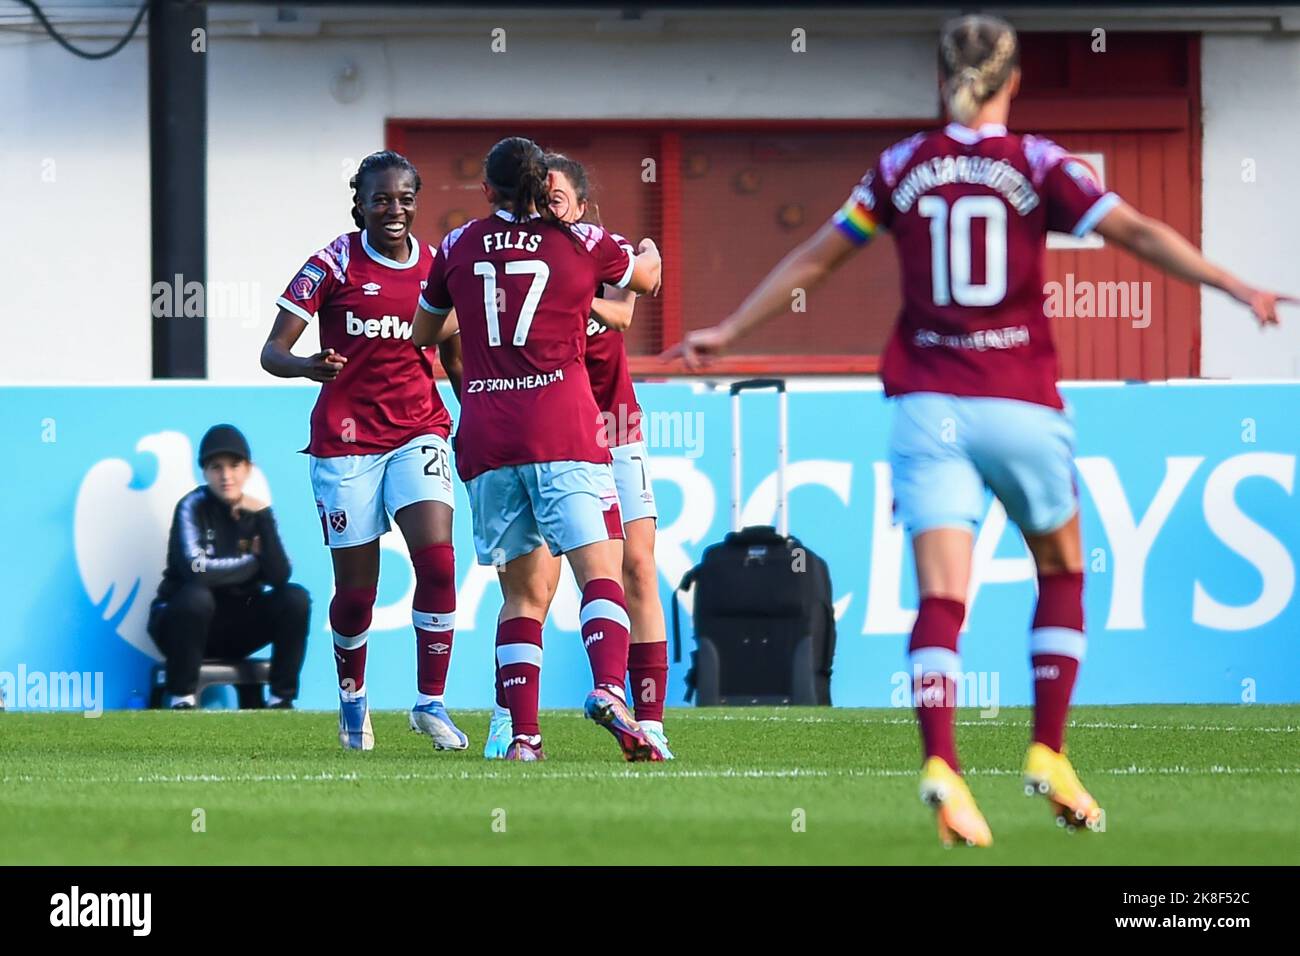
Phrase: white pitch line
[
  {"left": 124, "top": 710, "right": 1298, "bottom": 734},
  {"left": 664, "top": 714, "right": 1299, "bottom": 733},
  {"left": 1068, "top": 721, "right": 1297, "bottom": 734},
  {"left": 0, "top": 768, "right": 864, "bottom": 785},
  {"left": 2, "top": 766, "right": 1296, "bottom": 786}
]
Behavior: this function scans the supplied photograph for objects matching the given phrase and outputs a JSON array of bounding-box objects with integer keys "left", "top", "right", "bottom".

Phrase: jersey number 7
[{"left": 473, "top": 259, "right": 551, "bottom": 347}]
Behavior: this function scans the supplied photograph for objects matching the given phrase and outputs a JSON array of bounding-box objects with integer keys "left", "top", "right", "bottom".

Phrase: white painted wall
[
  {"left": 1200, "top": 34, "right": 1300, "bottom": 378},
  {"left": 4, "top": 6, "right": 1300, "bottom": 383},
  {"left": 0, "top": 33, "right": 150, "bottom": 383}
]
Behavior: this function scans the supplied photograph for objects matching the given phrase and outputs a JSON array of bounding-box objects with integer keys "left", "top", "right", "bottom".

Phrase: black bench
[{"left": 150, "top": 658, "right": 272, "bottom": 709}]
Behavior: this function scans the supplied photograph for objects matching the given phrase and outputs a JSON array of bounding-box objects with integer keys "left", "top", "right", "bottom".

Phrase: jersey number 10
[
  {"left": 473, "top": 259, "right": 551, "bottom": 347},
  {"left": 918, "top": 195, "right": 1007, "bottom": 308}
]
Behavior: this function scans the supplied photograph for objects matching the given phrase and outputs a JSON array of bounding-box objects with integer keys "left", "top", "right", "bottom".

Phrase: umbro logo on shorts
[{"left": 328, "top": 510, "right": 348, "bottom": 533}]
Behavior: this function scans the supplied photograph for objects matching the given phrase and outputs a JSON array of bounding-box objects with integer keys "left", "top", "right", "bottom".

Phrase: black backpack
[{"left": 669, "top": 381, "right": 837, "bottom": 705}]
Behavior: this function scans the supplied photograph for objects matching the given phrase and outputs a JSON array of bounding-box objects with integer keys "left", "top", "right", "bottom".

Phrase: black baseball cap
[{"left": 198, "top": 424, "right": 252, "bottom": 466}]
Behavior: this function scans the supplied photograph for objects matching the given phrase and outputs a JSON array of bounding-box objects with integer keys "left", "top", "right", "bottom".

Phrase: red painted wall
[
  {"left": 1018, "top": 32, "right": 1201, "bottom": 379},
  {"left": 389, "top": 32, "right": 1201, "bottom": 379}
]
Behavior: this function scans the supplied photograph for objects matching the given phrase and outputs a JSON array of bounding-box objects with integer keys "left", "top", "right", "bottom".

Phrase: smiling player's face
[
  {"left": 358, "top": 168, "right": 418, "bottom": 248},
  {"left": 547, "top": 171, "right": 586, "bottom": 224}
]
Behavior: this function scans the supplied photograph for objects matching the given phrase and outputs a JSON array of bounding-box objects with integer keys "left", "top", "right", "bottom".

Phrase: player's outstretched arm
[
  {"left": 590, "top": 285, "right": 636, "bottom": 331},
  {"left": 662, "top": 220, "right": 859, "bottom": 368},
  {"left": 1095, "top": 201, "right": 1294, "bottom": 326},
  {"left": 261, "top": 308, "right": 347, "bottom": 382}
]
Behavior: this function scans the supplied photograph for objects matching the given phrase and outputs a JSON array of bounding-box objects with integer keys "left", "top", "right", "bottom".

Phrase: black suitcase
[{"left": 671, "top": 380, "right": 837, "bottom": 705}]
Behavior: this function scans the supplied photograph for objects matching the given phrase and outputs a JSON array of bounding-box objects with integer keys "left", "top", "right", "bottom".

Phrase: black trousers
[{"left": 149, "top": 582, "right": 310, "bottom": 699}]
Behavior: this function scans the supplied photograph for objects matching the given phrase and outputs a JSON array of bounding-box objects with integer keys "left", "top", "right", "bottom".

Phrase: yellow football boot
[
  {"left": 919, "top": 757, "right": 994, "bottom": 848},
  {"left": 1023, "top": 742, "right": 1104, "bottom": 832}
]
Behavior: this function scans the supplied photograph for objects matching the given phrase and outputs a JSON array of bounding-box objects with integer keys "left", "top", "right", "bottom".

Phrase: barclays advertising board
[{"left": 1, "top": 381, "right": 1296, "bottom": 711}]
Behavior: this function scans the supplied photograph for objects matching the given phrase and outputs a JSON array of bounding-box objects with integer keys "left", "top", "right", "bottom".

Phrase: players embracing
[
  {"left": 477, "top": 152, "right": 674, "bottom": 760},
  {"left": 261, "top": 151, "right": 468, "bottom": 753},
  {"left": 413, "top": 137, "right": 664, "bottom": 761}
]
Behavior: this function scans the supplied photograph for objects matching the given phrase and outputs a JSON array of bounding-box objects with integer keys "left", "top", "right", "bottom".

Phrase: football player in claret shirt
[
  {"left": 479, "top": 153, "right": 675, "bottom": 761},
  {"left": 670, "top": 15, "right": 1292, "bottom": 846},
  {"left": 412, "top": 136, "right": 663, "bottom": 762},
  {"left": 260, "top": 151, "right": 468, "bottom": 753}
]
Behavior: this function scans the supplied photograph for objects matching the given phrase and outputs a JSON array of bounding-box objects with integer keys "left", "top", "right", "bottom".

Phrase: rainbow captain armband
[{"left": 832, "top": 194, "right": 880, "bottom": 245}]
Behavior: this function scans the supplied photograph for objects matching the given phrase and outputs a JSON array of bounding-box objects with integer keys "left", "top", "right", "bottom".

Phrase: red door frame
[{"left": 388, "top": 36, "right": 1203, "bottom": 380}]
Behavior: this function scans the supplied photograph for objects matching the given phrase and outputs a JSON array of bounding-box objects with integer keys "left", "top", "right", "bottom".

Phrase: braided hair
[
  {"left": 939, "top": 15, "right": 1020, "bottom": 125},
  {"left": 350, "top": 150, "right": 422, "bottom": 230},
  {"left": 483, "top": 137, "right": 566, "bottom": 230}
]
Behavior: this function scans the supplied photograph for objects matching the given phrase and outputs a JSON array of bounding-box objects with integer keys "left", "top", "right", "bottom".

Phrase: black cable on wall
[{"left": 15, "top": 0, "right": 150, "bottom": 60}]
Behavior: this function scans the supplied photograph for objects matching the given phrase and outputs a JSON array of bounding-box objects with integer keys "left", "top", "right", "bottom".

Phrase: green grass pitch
[{"left": 1, "top": 705, "right": 1296, "bottom": 865}]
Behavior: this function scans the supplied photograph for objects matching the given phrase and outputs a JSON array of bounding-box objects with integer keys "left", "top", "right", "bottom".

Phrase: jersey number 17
[{"left": 473, "top": 260, "right": 551, "bottom": 347}]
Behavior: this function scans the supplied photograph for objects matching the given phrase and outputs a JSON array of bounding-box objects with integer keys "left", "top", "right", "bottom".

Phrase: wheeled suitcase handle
[
  {"left": 728, "top": 378, "right": 786, "bottom": 395},
  {"left": 730, "top": 379, "right": 788, "bottom": 537},
  {"left": 671, "top": 588, "right": 683, "bottom": 664},
  {"left": 671, "top": 565, "right": 697, "bottom": 664},
  {"left": 672, "top": 567, "right": 700, "bottom": 702}
]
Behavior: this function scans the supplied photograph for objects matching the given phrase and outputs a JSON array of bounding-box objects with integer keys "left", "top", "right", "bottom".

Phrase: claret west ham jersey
[
  {"left": 585, "top": 231, "right": 643, "bottom": 447},
  {"left": 277, "top": 230, "right": 452, "bottom": 457},
  {"left": 419, "top": 209, "right": 635, "bottom": 480},
  {"left": 833, "top": 122, "right": 1120, "bottom": 409}
]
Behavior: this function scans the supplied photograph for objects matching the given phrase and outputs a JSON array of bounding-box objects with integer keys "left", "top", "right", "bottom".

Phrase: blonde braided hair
[{"left": 940, "top": 15, "right": 1019, "bottom": 124}]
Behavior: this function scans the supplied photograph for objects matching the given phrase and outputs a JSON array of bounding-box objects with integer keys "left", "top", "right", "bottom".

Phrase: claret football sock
[
  {"left": 1030, "top": 571, "right": 1085, "bottom": 753},
  {"left": 496, "top": 617, "right": 543, "bottom": 737},
  {"left": 411, "top": 543, "right": 456, "bottom": 697},
  {"left": 908, "top": 596, "right": 966, "bottom": 773},
  {"left": 331, "top": 585, "right": 377, "bottom": 698},
  {"left": 628, "top": 641, "right": 668, "bottom": 723},
  {"left": 579, "top": 578, "right": 632, "bottom": 689}
]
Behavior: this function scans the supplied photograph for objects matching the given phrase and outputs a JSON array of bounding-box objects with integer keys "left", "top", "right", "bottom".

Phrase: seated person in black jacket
[{"left": 148, "top": 424, "right": 309, "bottom": 709}]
